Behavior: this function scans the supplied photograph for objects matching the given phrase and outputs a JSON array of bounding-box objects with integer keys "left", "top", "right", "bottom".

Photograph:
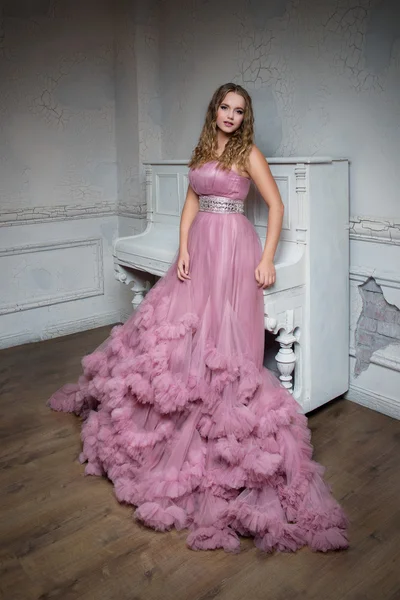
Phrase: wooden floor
[{"left": 1, "top": 326, "right": 400, "bottom": 600}]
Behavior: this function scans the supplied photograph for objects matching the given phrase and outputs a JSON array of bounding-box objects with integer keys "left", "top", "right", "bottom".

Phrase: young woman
[{"left": 49, "top": 83, "right": 348, "bottom": 553}]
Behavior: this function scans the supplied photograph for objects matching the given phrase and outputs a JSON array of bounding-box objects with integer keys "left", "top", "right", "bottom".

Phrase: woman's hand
[
  {"left": 177, "top": 250, "right": 191, "bottom": 281},
  {"left": 255, "top": 259, "right": 276, "bottom": 289}
]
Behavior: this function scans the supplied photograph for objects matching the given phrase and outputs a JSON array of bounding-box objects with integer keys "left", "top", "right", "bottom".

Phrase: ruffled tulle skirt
[{"left": 48, "top": 212, "right": 348, "bottom": 553}]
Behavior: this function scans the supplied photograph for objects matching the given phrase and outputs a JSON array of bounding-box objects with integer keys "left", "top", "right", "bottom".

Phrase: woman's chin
[{"left": 217, "top": 125, "right": 236, "bottom": 135}]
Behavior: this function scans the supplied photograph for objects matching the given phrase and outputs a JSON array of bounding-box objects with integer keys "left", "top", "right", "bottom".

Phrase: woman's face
[{"left": 216, "top": 91, "right": 246, "bottom": 134}]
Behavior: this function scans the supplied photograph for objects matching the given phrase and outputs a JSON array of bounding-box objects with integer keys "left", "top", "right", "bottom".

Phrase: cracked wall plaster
[
  {"left": 1, "top": 0, "right": 399, "bottom": 220},
  {"left": 354, "top": 277, "right": 400, "bottom": 376},
  {"left": 350, "top": 216, "right": 400, "bottom": 244},
  {"left": 0, "top": 0, "right": 117, "bottom": 212},
  {"left": 365, "top": 0, "right": 400, "bottom": 73},
  {"left": 152, "top": 0, "right": 399, "bottom": 217}
]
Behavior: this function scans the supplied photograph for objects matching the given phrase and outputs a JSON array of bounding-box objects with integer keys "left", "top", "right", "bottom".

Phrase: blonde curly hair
[{"left": 188, "top": 83, "right": 254, "bottom": 172}]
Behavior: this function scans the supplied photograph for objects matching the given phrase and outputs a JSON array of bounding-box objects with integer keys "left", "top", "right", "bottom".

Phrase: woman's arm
[
  {"left": 246, "top": 145, "right": 285, "bottom": 289},
  {"left": 177, "top": 184, "right": 199, "bottom": 281}
]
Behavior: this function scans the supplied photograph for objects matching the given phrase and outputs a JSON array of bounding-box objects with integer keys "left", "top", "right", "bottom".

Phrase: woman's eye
[{"left": 220, "top": 105, "right": 243, "bottom": 114}]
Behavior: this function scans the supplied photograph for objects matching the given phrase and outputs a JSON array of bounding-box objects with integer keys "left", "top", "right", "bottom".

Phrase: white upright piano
[{"left": 113, "top": 158, "right": 350, "bottom": 413}]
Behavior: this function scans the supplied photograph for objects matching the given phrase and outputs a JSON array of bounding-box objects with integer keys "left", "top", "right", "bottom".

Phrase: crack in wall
[
  {"left": 350, "top": 216, "right": 400, "bottom": 244},
  {"left": 354, "top": 277, "right": 400, "bottom": 376}
]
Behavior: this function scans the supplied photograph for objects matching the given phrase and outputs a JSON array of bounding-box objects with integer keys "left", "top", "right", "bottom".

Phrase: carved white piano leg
[
  {"left": 129, "top": 281, "right": 151, "bottom": 309},
  {"left": 114, "top": 263, "right": 152, "bottom": 308},
  {"left": 265, "top": 316, "right": 277, "bottom": 332},
  {"left": 275, "top": 330, "right": 297, "bottom": 393}
]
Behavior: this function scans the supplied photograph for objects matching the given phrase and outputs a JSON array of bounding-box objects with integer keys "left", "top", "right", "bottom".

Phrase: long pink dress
[{"left": 48, "top": 161, "right": 348, "bottom": 553}]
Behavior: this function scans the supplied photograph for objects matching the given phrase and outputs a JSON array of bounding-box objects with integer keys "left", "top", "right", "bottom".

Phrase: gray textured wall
[
  {"left": 0, "top": 0, "right": 117, "bottom": 213},
  {"left": 152, "top": 0, "right": 400, "bottom": 219}
]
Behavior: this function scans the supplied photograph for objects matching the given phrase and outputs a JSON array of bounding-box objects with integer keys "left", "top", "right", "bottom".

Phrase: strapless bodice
[{"left": 188, "top": 161, "right": 251, "bottom": 201}]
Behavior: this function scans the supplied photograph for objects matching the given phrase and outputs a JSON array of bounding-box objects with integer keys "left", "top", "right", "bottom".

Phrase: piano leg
[
  {"left": 265, "top": 311, "right": 298, "bottom": 395},
  {"left": 114, "top": 263, "right": 152, "bottom": 309},
  {"left": 275, "top": 330, "right": 297, "bottom": 394}
]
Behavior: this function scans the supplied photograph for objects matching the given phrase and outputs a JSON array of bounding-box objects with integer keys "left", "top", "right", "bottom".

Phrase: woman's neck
[{"left": 216, "top": 130, "right": 230, "bottom": 156}]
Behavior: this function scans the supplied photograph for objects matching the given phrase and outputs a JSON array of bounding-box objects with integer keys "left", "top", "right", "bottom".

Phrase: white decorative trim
[
  {"left": 118, "top": 203, "right": 147, "bottom": 219},
  {"left": 0, "top": 238, "right": 104, "bottom": 315},
  {"left": 42, "top": 311, "right": 121, "bottom": 339},
  {"left": 0, "top": 202, "right": 117, "bottom": 227},
  {"left": 0, "top": 311, "right": 122, "bottom": 350},
  {"left": 119, "top": 309, "right": 133, "bottom": 323},
  {"left": 0, "top": 202, "right": 149, "bottom": 226},
  {"left": 346, "top": 384, "right": 400, "bottom": 420},
  {"left": 116, "top": 253, "right": 171, "bottom": 277},
  {"left": 114, "top": 263, "right": 152, "bottom": 307},
  {"left": 145, "top": 165, "right": 154, "bottom": 223},
  {"left": 350, "top": 266, "right": 400, "bottom": 290},
  {"left": 295, "top": 164, "right": 308, "bottom": 244},
  {"left": 0, "top": 329, "right": 38, "bottom": 349},
  {"left": 350, "top": 216, "right": 400, "bottom": 246},
  {"left": 349, "top": 346, "right": 400, "bottom": 373},
  {"left": 274, "top": 309, "right": 297, "bottom": 394}
]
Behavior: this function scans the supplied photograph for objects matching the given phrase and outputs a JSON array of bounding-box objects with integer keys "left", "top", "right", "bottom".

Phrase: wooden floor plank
[{"left": 1, "top": 326, "right": 400, "bottom": 600}]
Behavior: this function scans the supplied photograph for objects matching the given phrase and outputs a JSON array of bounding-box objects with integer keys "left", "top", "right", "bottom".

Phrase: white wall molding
[
  {"left": 119, "top": 309, "right": 132, "bottom": 323},
  {"left": 0, "top": 238, "right": 104, "bottom": 315},
  {"left": 350, "top": 215, "right": 400, "bottom": 246},
  {"left": 349, "top": 266, "right": 400, "bottom": 290},
  {"left": 118, "top": 202, "right": 147, "bottom": 219},
  {"left": 42, "top": 311, "right": 121, "bottom": 340},
  {"left": 0, "top": 203, "right": 117, "bottom": 227},
  {"left": 349, "top": 345, "right": 400, "bottom": 374},
  {"left": 346, "top": 384, "right": 400, "bottom": 420},
  {"left": 0, "top": 310, "right": 122, "bottom": 350},
  {"left": 0, "top": 203, "right": 147, "bottom": 226}
]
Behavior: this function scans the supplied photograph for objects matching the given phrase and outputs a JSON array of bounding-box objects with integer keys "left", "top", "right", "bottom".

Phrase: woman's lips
[{"left": 224, "top": 122, "right": 233, "bottom": 127}]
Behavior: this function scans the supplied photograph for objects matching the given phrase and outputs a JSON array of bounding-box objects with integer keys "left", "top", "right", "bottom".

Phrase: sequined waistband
[{"left": 198, "top": 195, "right": 245, "bottom": 214}]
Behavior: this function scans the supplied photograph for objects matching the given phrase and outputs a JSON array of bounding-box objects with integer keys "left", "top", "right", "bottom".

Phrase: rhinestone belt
[{"left": 199, "top": 195, "right": 245, "bottom": 214}]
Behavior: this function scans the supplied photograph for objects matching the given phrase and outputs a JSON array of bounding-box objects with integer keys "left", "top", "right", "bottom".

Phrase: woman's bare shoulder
[
  {"left": 248, "top": 144, "right": 268, "bottom": 165},
  {"left": 246, "top": 145, "right": 271, "bottom": 178}
]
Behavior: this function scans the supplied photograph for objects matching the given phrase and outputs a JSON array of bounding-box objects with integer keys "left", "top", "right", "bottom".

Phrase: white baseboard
[
  {"left": 0, "top": 311, "right": 123, "bottom": 349},
  {"left": 119, "top": 309, "right": 133, "bottom": 323},
  {"left": 345, "top": 384, "right": 400, "bottom": 420}
]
